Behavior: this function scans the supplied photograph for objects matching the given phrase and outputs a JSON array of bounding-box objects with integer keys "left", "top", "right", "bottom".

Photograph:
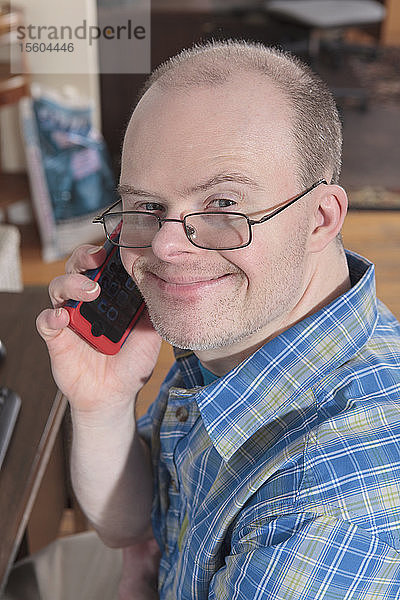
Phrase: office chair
[{"left": 264, "top": 0, "right": 386, "bottom": 109}]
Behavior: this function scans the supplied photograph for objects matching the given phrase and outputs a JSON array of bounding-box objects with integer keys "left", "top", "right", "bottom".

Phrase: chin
[
  {"left": 146, "top": 311, "right": 218, "bottom": 350},
  {"left": 147, "top": 309, "right": 259, "bottom": 353},
  {"left": 150, "top": 324, "right": 221, "bottom": 351}
]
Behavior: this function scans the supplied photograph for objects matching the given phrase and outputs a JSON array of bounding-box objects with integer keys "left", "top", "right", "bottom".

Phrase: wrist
[{"left": 70, "top": 396, "right": 136, "bottom": 431}]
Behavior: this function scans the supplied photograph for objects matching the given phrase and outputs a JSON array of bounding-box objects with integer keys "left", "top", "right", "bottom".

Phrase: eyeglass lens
[
  {"left": 103, "top": 212, "right": 250, "bottom": 250},
  {"left": 184, "top": 213, "right": 249, "bottom": 249}
]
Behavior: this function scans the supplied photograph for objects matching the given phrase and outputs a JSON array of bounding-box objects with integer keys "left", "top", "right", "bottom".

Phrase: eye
[
  {"left": 207, "top": 197, "right": 237, "bottom": 210},
  {"left": 139, "top": 202, "right": 165, "bottom": 213}
]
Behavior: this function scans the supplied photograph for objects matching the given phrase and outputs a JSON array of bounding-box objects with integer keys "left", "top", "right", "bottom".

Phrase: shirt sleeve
[{"left": 208, "top": 513, "right": 400, "bottom": 599}]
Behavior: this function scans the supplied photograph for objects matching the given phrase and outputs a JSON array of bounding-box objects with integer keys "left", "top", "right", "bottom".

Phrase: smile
[{"left": 147, "top": 272, "right": 236, "bottom": 297}]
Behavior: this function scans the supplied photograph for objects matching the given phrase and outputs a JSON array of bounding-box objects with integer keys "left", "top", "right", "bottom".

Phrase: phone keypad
[{"left": 80, "top": 248, "right": 143, "bottom": 343}]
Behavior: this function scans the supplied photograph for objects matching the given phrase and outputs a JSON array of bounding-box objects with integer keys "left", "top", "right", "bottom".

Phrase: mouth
[{"left": 145, "top": 271, "right": 237, "bottom": 298}]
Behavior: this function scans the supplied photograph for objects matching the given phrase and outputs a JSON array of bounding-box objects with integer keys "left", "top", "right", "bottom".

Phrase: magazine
[{"left": 20, "top": 86, "right": 117, "bottom": 262}]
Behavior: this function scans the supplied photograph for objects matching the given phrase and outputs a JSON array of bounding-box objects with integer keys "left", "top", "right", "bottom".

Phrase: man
[{"left": 37, "top": 41, "right": 400, "bottom": 598}]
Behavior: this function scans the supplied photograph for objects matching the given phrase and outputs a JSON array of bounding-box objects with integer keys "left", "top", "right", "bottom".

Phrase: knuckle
[
  {"left": 65, "top": 248, "right": 84, "bottom": 274},
  {"left": 65, "top": 244, "right": 104, "bottom": 274},
  {"left": 36, "top": 309, "right": 52, "bottom": 336},
  {"left": 49, "top": 272, "right": 98, "bottom": 308},
  {"left": 48, "top": 275, "right": 66, "bottom": 307}
]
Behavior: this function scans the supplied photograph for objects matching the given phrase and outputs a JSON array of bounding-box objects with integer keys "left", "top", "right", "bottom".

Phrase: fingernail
[
  {"left": 88, "top": 246, "right": 103, "bottom": 254},
  {"left": 55, "top": 308, "right": 63, "bottom": 317},
  {"left": 82, "top": 280, "right": 99, "bottom": 292}
]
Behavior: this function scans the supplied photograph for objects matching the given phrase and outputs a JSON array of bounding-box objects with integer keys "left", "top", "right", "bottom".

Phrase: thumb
[{"left": 36, "top": 307, "right": 70, "bottom": 344}]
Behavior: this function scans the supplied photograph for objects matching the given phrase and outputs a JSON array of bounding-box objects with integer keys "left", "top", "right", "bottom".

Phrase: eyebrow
[
  {"left": 117, "top": 171, "right": 262, "bottom": 199},
  {"left": 117, "top": 184, "right": 157, "bottom": 198},
  {"left": 186, "top": 172, "right": 263, "bottom": 194}
]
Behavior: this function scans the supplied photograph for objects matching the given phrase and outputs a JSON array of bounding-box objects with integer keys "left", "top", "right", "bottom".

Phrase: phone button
[
  {"left": 91, "top": 321, "right": 105, "bottom": 337},
  {"left": 116, "top": 289, "right": 129, "bottom": 307}
]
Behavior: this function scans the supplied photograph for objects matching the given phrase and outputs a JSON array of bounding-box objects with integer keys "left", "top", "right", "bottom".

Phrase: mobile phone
[{"left": 65, "top": 228, "right": 145, "bottom": 355}]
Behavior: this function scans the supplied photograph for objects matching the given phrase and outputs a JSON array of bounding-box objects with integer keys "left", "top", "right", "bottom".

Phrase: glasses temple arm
[
  {"left": 92, "top": 199, "right": 122, "bottom": 223},
  {"left": 249, "top": 179, "right": 327, "bottom": 226}
]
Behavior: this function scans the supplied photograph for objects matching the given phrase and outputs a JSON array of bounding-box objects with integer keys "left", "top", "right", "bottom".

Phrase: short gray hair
[{"left": 138, "top": 40, "right": 342, "bottom": 187}]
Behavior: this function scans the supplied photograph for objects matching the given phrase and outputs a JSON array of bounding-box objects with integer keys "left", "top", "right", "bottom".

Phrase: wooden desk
[{"left": 0, "top": 287, "right": 67, "bottom": 593}]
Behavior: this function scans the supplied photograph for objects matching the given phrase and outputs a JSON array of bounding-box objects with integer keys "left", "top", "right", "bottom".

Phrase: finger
[
  {"left": 36, "top": 307, "right": 70, "bottom": 343},
  {"left": 49, "top": 273, "right": 101, "bottom": 308},
  {"left": 65, "top": 244, "right": 106, "bottom": 275}
]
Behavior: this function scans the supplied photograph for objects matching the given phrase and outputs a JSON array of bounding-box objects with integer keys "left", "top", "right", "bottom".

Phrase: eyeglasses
[{"left": 93, "top": 179, "right": 327, "bottom": 251}]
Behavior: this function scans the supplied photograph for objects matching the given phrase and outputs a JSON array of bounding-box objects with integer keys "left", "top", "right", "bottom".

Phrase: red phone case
[{"left": 65, "top": 239, "right": 145, "bottom": 355}]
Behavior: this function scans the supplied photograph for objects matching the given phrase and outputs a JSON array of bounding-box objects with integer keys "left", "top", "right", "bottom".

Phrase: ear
[{"left": 309, "top": 184, "right": 348, "bottom": 253}]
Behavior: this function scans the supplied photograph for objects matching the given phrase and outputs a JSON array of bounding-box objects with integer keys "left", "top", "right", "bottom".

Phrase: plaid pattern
[{"left": 138, "top": 251, "right": 400, "bottom": 599}]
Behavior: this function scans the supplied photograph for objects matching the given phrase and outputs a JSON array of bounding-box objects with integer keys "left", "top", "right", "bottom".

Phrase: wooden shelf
[{"left": 0, "top": 5, "right": 30, "bottom": 107}]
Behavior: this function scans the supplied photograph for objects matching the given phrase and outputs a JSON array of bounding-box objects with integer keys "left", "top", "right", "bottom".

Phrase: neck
[{"left": 196, "top": 245, "right": 351, "bottom": 377}]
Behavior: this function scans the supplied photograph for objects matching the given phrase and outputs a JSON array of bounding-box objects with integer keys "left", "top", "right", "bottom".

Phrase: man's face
[{"left": 120, "top": 73, "right": 315, "bottom": 355}]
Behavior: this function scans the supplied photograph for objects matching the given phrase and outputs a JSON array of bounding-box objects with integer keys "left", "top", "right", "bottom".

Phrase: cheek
[
  {"left": 250, "top": 218, "right": 297, "bottom": 265},
  {"left": 120, "top": 248, "right": 141, "bottom": 279},
  {"left": 230, "top": 230, "right": 292, "bottom": 293},
  {"left": 219, "top": 247, "right": 259, "bottom": 289}
]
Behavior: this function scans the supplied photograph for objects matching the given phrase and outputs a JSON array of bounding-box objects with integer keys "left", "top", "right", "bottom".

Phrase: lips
[
  {"left": 157, "top": 274, "right": 225, "bottom": 285},
  {"left": 145, "top": 271, "right": 236, "bottom": 298}
]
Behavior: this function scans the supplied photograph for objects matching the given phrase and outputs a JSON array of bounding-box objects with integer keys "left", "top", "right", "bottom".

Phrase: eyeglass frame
[{"left": 93, "top": 178, "right": 328, "bottom": 251}]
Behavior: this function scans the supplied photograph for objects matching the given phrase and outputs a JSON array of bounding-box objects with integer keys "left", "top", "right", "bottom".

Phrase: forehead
[{"left": 121, "top": 72, "right": 297, "bottom": 192}]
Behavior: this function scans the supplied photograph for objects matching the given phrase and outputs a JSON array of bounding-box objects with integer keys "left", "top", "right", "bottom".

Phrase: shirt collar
[{"left": 174, "top": 251, "right": 378, "bottom": 461}]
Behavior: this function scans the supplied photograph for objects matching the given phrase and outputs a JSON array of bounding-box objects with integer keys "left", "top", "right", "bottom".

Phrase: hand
[{"left": 36, "top": 244, "right": 162, "bottom": 415}]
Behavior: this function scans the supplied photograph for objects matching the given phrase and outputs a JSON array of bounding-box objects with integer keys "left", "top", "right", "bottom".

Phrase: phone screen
[
  {"left": 65, "top": 240, "right": 145, "bottom": 355},
  {"left": 80, "top": 249, "right": 144, "bottom": 343}
]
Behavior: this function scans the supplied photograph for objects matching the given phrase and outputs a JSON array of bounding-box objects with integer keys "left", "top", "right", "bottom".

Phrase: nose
[{"left": 151, "top": 218, "right": 200, "bottom": 261}]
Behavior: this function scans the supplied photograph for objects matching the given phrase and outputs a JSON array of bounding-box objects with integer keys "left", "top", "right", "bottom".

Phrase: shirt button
[{"left": 175, "top": 406, "right": 189, "bottom": 422}]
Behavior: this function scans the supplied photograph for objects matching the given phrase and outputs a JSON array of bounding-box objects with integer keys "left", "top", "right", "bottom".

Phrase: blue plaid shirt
[{"left": 138, "top": 251, "right": 400, "bottom": 599}]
